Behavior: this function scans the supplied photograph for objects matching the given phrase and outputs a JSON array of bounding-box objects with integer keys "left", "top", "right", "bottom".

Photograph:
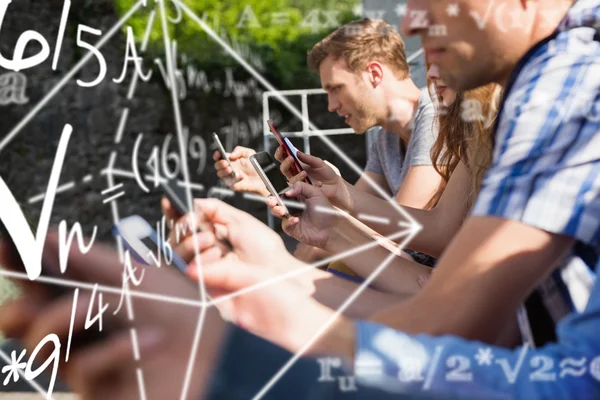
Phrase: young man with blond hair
[
  {"left": 217, "top": 18, "right": 440, "bottom": 265},
  {"left": 216, "top": 19, "right": 439, "bottom": 210}
]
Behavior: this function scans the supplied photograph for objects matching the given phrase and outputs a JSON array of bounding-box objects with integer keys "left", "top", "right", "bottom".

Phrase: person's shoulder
[
  {"left": 501, "top": 3, "right": 600, "bottom": 130},
  {"left": 415, "top": 88, "right": 436, "bottom": 124},
  {"left": 411, "top": 88, "right": 437, "bottom": 139},
  {"left": 417, "top": 87, "right": 435, "bottom": 111},
  {"left": 557, "top": 0, "right": 600, "bottom": 32},
  {"left": 515, "top": 1, "right": 600, "bottom": 85}
]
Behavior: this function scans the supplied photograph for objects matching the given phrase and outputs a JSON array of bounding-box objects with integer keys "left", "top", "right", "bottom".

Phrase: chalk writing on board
[{"left": 0, "top": 72, "right": 29, "bottom": 106}]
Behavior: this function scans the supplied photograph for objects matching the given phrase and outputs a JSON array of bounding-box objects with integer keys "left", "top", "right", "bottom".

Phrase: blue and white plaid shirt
[
  {"left": 470, "top": 0, "right": 600, "bottom": 343},
  {"left": 353, "top": 1, "right": 600, "bottom": 398}
]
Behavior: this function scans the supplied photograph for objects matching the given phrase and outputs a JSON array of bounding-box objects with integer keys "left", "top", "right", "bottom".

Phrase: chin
[
  {"left": 446, "top": 68, "right": 493, "bottom": 92},
  {"left": 442, "top": 97, "right": 454, "bottom": 107},
  {"left": 440, "top": 65, "right": 471, "bottom": 92}
]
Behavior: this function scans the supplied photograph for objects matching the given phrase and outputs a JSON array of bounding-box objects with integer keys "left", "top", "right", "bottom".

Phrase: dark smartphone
[
  {"left": 150, "top": 168, "right": 235, "bottom": 251},
  {"left": 267, "top": 119, "right": 312, "bottom": 185},
  {"left": 143, "top": 161, "right": 191, "bottom": 217},
  {"left": 160, "top": 177, "right": 191, "bottom": 217}
]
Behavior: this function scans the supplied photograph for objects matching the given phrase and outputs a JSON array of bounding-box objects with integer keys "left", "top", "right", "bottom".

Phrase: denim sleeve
[
  {"left": 353, "top": 280, "right": 600, "bottom": 400},
  {"left": 205, "top": 324, "right": 450, "bottom": 400}
]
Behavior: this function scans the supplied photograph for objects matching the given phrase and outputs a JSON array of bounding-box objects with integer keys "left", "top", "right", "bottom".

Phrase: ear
[{"left": 365, "top": 61, "right": 384, "bottom": 88}]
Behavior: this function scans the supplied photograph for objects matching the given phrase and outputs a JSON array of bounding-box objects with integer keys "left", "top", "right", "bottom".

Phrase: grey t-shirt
[{"left": 365, "top": 89, "right": 437, "bottom": 194}]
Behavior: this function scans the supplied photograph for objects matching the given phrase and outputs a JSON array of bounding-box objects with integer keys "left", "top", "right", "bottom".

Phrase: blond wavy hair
[{"left": 308, "top": 18, "right": 410, "bottom": 79}]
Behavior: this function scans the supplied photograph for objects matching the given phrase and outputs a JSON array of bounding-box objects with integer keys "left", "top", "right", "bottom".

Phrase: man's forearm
[
  {"left": 323, "top": 217, "right": 433, "bottom": 296},
  {"left": 345, "top": 184, "right": 452, "bottom": 258}
]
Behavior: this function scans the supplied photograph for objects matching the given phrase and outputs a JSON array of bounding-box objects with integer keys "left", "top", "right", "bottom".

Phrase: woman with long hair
[{"left": 425, "top": 63, "right": 500, "bottom": 213}]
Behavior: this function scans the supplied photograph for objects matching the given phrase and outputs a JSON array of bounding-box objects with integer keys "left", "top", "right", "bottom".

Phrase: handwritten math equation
[{"left": 0, "top": 248, "right": 172, "bottom": 398}]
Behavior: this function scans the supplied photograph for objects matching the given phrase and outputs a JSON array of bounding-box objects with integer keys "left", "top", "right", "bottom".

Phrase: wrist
[
  {"left": 281, "top": 252, "right": 315, "bottom": 294},
  {"left": 322, "top": 215, "right": 348, "bottom": 253},
  {"left": 343, "top": 181, "right": 357, "bottom": 215},
  {"left": 310, "top": 313, "right": 356, "bottom": 364}
]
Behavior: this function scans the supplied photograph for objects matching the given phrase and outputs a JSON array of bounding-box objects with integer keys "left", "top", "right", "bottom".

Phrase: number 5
[{"left": 76, "top": 25, "right": 107, "bottom": 87}]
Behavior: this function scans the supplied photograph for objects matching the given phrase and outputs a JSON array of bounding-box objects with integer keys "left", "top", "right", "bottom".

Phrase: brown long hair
[{"left": 425, "top": 76, "right": 502, "bottom": 212}]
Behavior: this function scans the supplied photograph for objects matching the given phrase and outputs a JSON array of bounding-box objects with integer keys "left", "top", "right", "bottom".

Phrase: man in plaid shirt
[{"left": 209, "top": 0, "right": 600, "bottom": 398}]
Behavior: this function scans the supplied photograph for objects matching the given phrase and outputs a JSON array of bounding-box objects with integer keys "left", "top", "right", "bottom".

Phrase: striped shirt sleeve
[{"left": 471, "top": 27, "right": 600, "bottom": 246}]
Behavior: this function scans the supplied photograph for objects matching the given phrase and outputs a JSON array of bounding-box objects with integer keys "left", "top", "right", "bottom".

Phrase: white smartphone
[
  {"left": 213, "top": 132, "right": 236, "bottom": 179},
  {"left": 112, "top": 215, "right": 188, "bottom": 274},
  {"left": 250, "top": 151, "right": 292, "bottom": 216}
]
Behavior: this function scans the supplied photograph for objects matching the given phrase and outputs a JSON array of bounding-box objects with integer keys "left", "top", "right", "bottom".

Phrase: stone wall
[{"left": 0, "top": 0, "right": 367, "bottom": 242}]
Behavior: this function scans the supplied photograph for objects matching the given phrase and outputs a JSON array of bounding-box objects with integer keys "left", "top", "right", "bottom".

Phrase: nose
[
  {"left": 328, "top": 93, "right": 340, "bottom": 113},
  {"left": 427, "top": 63, "right": 440, "bottom": 81},
  {"left": 400, "top": 0, "right": 429, "bottom": 38}
]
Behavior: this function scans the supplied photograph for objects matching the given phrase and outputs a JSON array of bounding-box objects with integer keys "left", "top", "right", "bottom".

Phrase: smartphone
[
  {"left": 160, "top": 177, "right": 191, "bottom": 217},
  {"left": 143, "top": 159, "right": 194, "bottom": 217},
  {"left": 250, "top": 152, "right": 294, "bottom": 216},
  {"left": 267, "top": 119, "right": 312, "bottom": 185},
  {"left": 212, "top": 132, "right": 236, "bottom": 179},
  {"left": 111, "top": 216, "right": 229, "bottom": 318},
  {"left": 150, "top": 166, "right": 234, "bottom": 252},
  {"left": 112, "top": 215, "right": 188, "bottom": 274}
]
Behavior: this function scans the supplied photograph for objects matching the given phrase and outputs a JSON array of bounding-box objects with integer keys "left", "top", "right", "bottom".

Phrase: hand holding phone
[
  {"left": 267, "top": 120, "right": 312, "bottom": 185},
  {"left": 153, "top": 166, "right": 234, "bottom": 253},
  {"left": 113, "top": 215, "right": 188, "bottom": 274}
]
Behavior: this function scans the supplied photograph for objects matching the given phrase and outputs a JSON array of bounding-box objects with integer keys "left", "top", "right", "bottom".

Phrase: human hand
[
  {"left": 214, "top": 146, "right": 269, "bottom": 197},
  {"left": 293, "top": 243, "right": 329, "bottom": 263},
  {"left": 274, "top": 147, "right": 353, "bottom": 212},
  {"left": 0, "top": 232, "right": 227, "bottom": 400},
  {"left": 267, "top": 182, "right": 341, "bottom": 251},
  {"left": 191, "top": 257, "right": 346, "bottom": 355},
  {"left": 163, "top": 197, "right": 307, "bottom": 278}
]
